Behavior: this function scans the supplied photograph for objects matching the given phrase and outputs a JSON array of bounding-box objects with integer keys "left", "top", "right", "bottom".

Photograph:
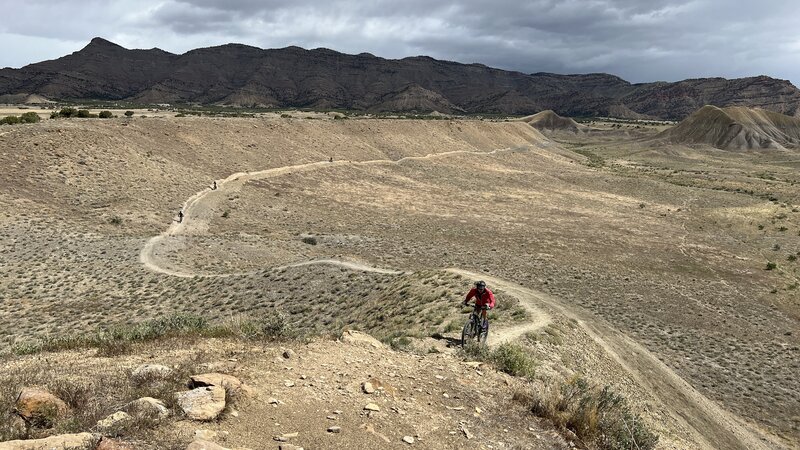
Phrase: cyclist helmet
[{"left": 475, "top": 280, "right": 486, "bottom": 289}]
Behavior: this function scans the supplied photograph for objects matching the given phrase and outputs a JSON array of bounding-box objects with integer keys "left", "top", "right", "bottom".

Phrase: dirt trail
[
  {"left": 140, "top": 148, "right": 779, "bottom": 450},
  {"left": 449, "top": 268, "right": 780, "bottom": 450},
  {"left": 139, "top": 147, "right": 522, "bottom": 278}
]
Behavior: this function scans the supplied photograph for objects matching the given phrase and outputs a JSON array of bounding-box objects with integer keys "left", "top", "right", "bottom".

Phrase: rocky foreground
[{"left": 1, "top": 331, "right": 573, "bottom": 450}]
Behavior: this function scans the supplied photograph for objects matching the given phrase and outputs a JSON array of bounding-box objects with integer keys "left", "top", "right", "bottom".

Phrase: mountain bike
[{"left": 461, "top": 304, "right": 489, "bottom": 347}]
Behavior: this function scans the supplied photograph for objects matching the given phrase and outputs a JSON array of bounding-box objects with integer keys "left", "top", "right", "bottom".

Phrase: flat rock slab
[
  {"left": 190, "top": 373, "right": 243, "bottom": 392},
  {"left": 176, "top": 386, "right": 226, "bottom": 421},
  {"left": 186, "top": 440, "right": 228, "bottom": 450},
  {"left": 96, "top": 438, "right": 136, "bottom": 450},
  {"left": 0, "top": 432, "right": 99, "bottom": 450}
]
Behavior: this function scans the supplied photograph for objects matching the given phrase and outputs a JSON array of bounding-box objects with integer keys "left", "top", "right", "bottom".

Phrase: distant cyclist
[{"left": 463, "top": 280, "right": 495, "bottom": 331}]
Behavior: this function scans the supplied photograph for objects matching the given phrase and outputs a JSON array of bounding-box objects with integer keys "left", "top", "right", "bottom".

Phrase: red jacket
[{"left": 465, "top": 288, "right": 495, "bottom": 308}]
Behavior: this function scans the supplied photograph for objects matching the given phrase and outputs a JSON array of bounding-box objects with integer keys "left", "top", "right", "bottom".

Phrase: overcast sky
[{"left": 1, "top": 0, "right": 799, "bottom": 85}]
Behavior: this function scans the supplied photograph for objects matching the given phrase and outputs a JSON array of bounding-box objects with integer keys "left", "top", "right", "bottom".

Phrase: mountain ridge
[{"left": 1, "top": 37, "right": 799, "bottom": 119}]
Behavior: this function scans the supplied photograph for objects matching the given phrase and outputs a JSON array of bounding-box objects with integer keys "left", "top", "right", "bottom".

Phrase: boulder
[
  {"left": 176, "top": 386, "right": 226, "bottom": 421},
  {"left": 125, "top": 397, "right": 169, "bottom": 419},
  {"left": 340, "top": 330, "right": 383, "bottom": 349},
  {"left": 96, "top": 412, "right": 132, "bottom": 432},
  {"left": 14, "top": 387, "right": 69, "bottom": 427},
  {"left": 189, "top": 373, "right": 245, "bottom": 394},
  {"left": 0, "top": 432, "right": 99, "bottom": 450},
  {"left": 131, "top": 364, "right": 172, "bottom": 382}
]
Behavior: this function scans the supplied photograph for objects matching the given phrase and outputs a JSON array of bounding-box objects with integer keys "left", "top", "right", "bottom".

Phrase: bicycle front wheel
[
  {"left": 478, "top": 321, "right": 489, "bottom": 345},
  {"left": 461, "top": 320, "right": 475, "bottom": 347}
]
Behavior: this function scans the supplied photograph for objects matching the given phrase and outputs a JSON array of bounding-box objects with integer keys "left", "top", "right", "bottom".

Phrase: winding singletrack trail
[{"left": 140, "top": 148, "right": 779, "bottom": 450}]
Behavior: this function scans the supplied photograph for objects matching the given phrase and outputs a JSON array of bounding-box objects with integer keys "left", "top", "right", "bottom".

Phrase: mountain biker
[{"left": 463, "top": 280, "right": 495, "bottom": 330}]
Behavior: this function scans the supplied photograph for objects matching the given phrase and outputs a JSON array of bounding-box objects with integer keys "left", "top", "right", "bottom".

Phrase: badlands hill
[
  {"left": 520, "top": 110, "right": 586, "bottom": 133},
  {"left": 659, "top": 105, "right": 800, "bottom": 150},
  {"left": 1, "top": 38, "right": 800, "bottom": 119}
]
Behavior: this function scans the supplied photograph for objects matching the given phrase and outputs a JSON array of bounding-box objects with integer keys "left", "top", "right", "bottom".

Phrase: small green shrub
[
  {"left": 788, "top": 254, "right": 797, "bottom": 262},
  {"left": 98, "top": 110, "right": 113, "bottom": 118},
  {"left": 461, "top": 342, "right": 535, "bottom": 379},
  {"left": 124, "top": 111, "right": 134, "bottom": 117},
  {"left": 20, "top": 112, "right": 41, "bottom": 123},
  {"left": 766, "top": 262, "right": 777, "bottom": 270},
  {"left": 0, "top": 116, "right": 20, "bottom": 125},
  {"left": 492, "top": 342, "right": 536, "bottom": 379},
  {"left": 59, "top": 107, "right": 78, "bottom": 117},
  {"left": 530, "top": 376, "right": 658, "bottom": 450},
  {"left": 301, "top": 236, "right": 317, "bottom": 245}
]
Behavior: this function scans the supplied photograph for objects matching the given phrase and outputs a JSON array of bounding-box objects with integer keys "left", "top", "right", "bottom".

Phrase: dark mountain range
[{"left": 2, "top": 37, "right": 799, "bottom": 120}]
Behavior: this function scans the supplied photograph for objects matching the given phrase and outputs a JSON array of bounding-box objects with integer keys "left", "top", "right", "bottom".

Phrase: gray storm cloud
[{"left": 0, "top": 0, "right": 798, "bottom": 85}]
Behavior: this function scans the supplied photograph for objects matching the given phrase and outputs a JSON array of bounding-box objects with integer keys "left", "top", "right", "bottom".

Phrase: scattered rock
[
  {"left": 364, "top": 403, "right": 380, "bottom": 412},
  {"left": 327, "top": 426, "right": 341, "bottom": 433},
  {"left": 362, "top": 381, "right": 375, "bottom": 394},
  {"left": 461, "top": 426, "right": 473, "bottom": 439},
  {"left": 278, "top": 445, "right": 304, "bottom": 450},
  {"left": 0, "top": 432, "right": 99, "bottom": 449},
  {"left": 340, "top": 330, "right": 383, "bottom": 349},
  {"left": 96, "top": 412, "right": 132, "bottom": 432},
  {"left": 14, "top": 387, "right": 69, "bottom": 427},
  {"left": 193, "top": 429, "right": 218, "bottom": 441},
  {"left": 402, "top": 436, "right": 415, "bottom": 444},
  {"left": 284, "top": 380, "right": 295, "bottom": 387},
  {"left": 282, "top": 349, "right": 296, "bottom": 359},
  {"left": 273, "top": 432, "right": 299, "bottom": 442},
  {"left": 176, "top": 386, "right": 226, "bottom": 421}
]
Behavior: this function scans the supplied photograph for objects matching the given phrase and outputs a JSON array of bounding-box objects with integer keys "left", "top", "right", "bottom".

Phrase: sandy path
[{"left": 140, "top": 148, "right": 779, "bottom": 450}]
